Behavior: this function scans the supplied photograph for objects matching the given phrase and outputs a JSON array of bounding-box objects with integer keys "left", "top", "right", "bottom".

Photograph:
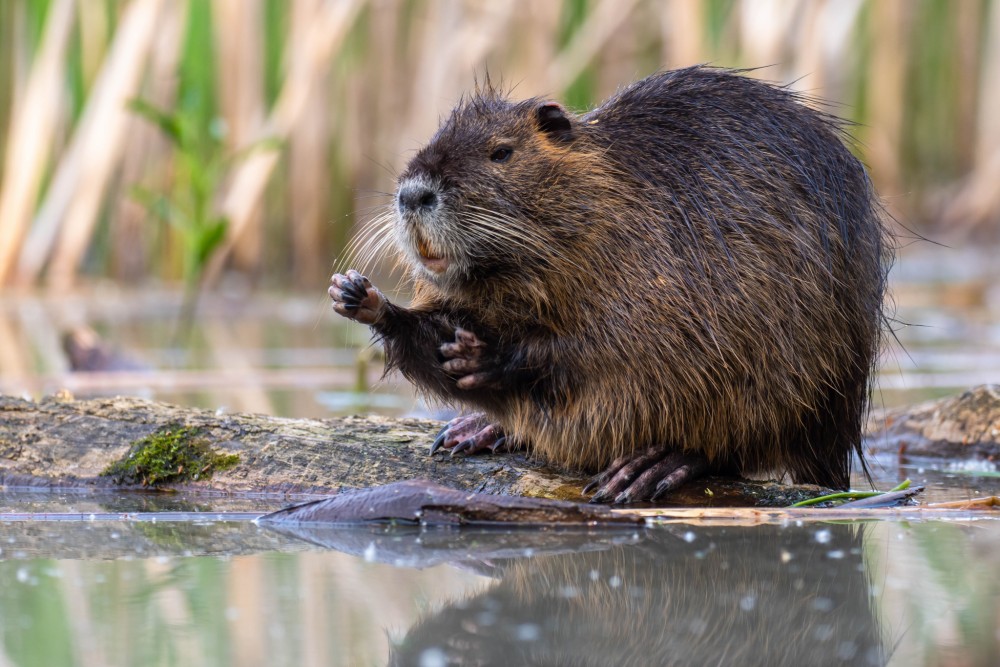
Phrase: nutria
[
  {"left": 329, "top": 66, "right": 892, "bottom": 503},
  {"left": 389, "top": 525, "right": 885, "bottom": 666}
]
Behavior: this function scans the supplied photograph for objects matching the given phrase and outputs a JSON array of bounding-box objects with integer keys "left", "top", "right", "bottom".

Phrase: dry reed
[{"left": 0, "top": 0, "right": 996, "bottom": 290}]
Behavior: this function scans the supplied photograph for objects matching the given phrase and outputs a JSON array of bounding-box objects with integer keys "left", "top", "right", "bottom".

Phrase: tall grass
[{"left": 0, "top": 0, "right": 997, "bottom": 291}]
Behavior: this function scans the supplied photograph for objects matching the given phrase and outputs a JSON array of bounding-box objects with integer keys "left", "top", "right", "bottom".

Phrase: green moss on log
[{"left": 101, "top": 425, "right": 239, "bottom": 486}]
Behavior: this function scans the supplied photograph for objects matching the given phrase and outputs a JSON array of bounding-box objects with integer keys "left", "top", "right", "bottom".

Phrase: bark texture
[{"left": 0, "top": 393, "right": 823, "bottom": 505}]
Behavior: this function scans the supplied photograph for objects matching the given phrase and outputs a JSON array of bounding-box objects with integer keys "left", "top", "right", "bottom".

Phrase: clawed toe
[
  {"left": 429, "top": 413, "right": 508, "bottom": 458},
  {"left": 329, "top": 270, "right": 385, "bottom": 325},
  {"left": 586, "top": 448, "right": 708, "bottom": 504}
]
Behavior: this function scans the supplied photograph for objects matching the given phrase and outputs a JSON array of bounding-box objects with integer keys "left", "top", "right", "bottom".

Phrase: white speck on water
[
  {"left": 363, "top": 542, "right": 377, "bottom": 562},
  {"left": 688, "top": 618, "right": 708, "bottom": 636},
  {"left": 16, "top": 567, "right": 30, "bottom": 583},
  {"left": 515, "top": 624, "right": 540, "bottom": 641},
  {"left": 683, "top": 531, "right": 696, "bottom": 543},
  {"left": 812, "top": 597, "right": 834, "bottom": 612},
  {"left": 780, "top": 549, "right": 793, "bottom": 563},
  {"left": 608, "top": 575, "right": 622, "bottom": 588},
  {"left": 827, "top": 550, "right": 845, "bottom": 559},
  {"left": 558, "top": 585, "right": 580, "bottom": 599},
  {"left": 885, "top": 575, "right": 906, "bottom": 590},
  {"left": 836, "top": 640, "right": 858, "bottom": 659},
  {"left": 419, "top": 647, "right": 447, "bottom": 667},
  {"left": 814, "top": 529, "right": 832, "bottom": 544},
  {"left": 739, "top": 595, "right": 757, "bottom": 611}
]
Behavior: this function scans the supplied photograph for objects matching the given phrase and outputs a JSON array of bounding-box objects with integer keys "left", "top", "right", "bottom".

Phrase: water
[
  {"left": 0, "top": 245, "right": 997, "bottom": 417},
  {"left": 1, "top": 512, "right": 998, "bottom": 666},
  {"left": 1, "top": 245, "right": 1000, "bottom": 665}
]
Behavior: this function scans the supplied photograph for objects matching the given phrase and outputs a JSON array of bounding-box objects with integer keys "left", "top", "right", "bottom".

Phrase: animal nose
[{"left": 397, "top": 183, "right": 439, "bottom": 213}]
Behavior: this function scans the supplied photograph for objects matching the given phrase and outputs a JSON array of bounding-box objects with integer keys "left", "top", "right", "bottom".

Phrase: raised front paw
[
  {"left": 329, "top": 270, "right": 386, "bottom": 325},
  {"left": 429, "top": 412, "right": 511, "bottom": 457},
  {"left": 440, "top": 328, "right": 498, "bottom": 390}
]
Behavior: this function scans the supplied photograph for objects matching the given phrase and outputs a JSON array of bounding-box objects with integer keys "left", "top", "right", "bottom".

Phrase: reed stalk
[{"left": 0, "top": 0, "right": 997, "bottom": 290}]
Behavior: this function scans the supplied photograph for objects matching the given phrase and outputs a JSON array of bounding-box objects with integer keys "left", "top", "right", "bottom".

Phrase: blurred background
[{"left": 1, "top": 0, "right": 999, "bottom": 416}]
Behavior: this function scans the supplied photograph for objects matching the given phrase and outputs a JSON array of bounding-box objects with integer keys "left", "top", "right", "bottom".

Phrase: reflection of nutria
[
  {"left": 388, "top": 525, "right": 885, "bottom": 666},
  {"left": 330, "top": 66, "right": 892, "bottom": 503}
]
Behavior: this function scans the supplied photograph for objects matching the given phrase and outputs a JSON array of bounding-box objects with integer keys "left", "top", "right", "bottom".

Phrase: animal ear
[{"left": 536, "top": 103, "right": 573, "bottom": 141}]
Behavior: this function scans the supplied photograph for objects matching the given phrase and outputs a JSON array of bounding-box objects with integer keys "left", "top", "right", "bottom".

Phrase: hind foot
[
  {"left": 429, "top": 412, "right": 511, "bottom": 458},
  {"left": 585, "top": 447, "right": 709, "bottom": 504}
]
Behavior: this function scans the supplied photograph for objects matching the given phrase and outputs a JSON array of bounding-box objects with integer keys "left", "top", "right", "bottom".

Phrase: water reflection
[
  {"left": 3, "top": 518, "right": 1000, "bottom": 665},
  {"left": 383, "top": 524, "right": 883, "bottom": 667}
]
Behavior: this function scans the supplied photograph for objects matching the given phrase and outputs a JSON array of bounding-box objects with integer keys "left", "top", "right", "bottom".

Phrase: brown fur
[{"left": 354, "top": 66, "right": 892, "bottom": 488}]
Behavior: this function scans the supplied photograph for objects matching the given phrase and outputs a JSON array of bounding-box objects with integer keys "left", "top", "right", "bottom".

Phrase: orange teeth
[
  {"left": 417, "top": 236, "right": 432, "bottom": 258},
  {"left": 416, "top": 233, "right": 441, "bottom": 260}
]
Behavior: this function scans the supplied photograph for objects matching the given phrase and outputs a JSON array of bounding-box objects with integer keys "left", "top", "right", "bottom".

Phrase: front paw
[
  {"left": 329, "top": 270, "right": 386, "bottom": 325},
  {"left": 440, "top": 328, "right": 498, "bottom": 390},
  {"left": 429, "top": 412, "right": 511, "bottom": 457}
]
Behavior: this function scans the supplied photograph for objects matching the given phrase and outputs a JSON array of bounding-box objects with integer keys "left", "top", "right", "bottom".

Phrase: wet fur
[{"left": 374, "top": 66, "right": 891, "bottom": 488}]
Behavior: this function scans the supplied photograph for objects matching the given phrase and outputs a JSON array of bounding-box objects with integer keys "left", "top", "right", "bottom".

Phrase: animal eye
[{"left": 490, "top": 147, "right": 513, "bottom": 163}]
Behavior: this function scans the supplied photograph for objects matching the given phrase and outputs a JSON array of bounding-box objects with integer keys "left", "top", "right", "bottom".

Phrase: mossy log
[
  {"left": 1, "top": 394, "right": 819, "bottom": 506},
  {"left": 3, "top": 386, "right": 997, "bottom": 505}
]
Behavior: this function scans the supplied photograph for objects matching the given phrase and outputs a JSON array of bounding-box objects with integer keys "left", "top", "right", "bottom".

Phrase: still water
[
  {"left": 1, "top": 510, "right": 998, "bottom": 666},
  {"left": 1, "top": 244, "right": 1000, "bottom": 665}
]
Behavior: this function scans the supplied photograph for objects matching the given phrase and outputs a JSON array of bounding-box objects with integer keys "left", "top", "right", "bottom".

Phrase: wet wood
[
  {"left": 0, "top": 393, "right": 823, "bottom": 505},
  {"left": 258, "top": 480, "right": 643, "bottom": 526},
  {"left": 865, "top": 384, "right": 1000, "bottom": 459},
  {"left": 4, "top": 385, "right": 998, "bottom": 504}
]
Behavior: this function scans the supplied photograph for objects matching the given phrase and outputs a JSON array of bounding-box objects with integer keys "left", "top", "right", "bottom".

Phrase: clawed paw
[
  {"left": 440, "top": 328, "right": 497, "bottom": 390},
  {"left": 584, "top": 447, "right": 709, "bottom": 504},
  {"left": 329, "top": 270, "right": 386, "bottom": 325},
  {"left": 429, "top": 412, "right": 510, "bottom": 457}
]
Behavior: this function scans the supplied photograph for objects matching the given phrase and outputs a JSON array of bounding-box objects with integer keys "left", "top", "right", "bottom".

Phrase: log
[
  {"left": 0, "top": 393, "right": 823, "bottom": 506},
  {"left": 9, "top": 385, "right": 997, "bottom": 506},
  {"left": 865, "top": 384, "right": 1000, "bottom": 459}
]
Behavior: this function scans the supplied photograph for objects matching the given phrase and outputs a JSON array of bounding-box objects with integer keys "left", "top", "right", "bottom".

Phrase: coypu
[
  {"left": 388, "top": 525, "right": 885, "bottom": 666},
  {"left": 329, "top": 66, "right": 891, "bottom": 503}
]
